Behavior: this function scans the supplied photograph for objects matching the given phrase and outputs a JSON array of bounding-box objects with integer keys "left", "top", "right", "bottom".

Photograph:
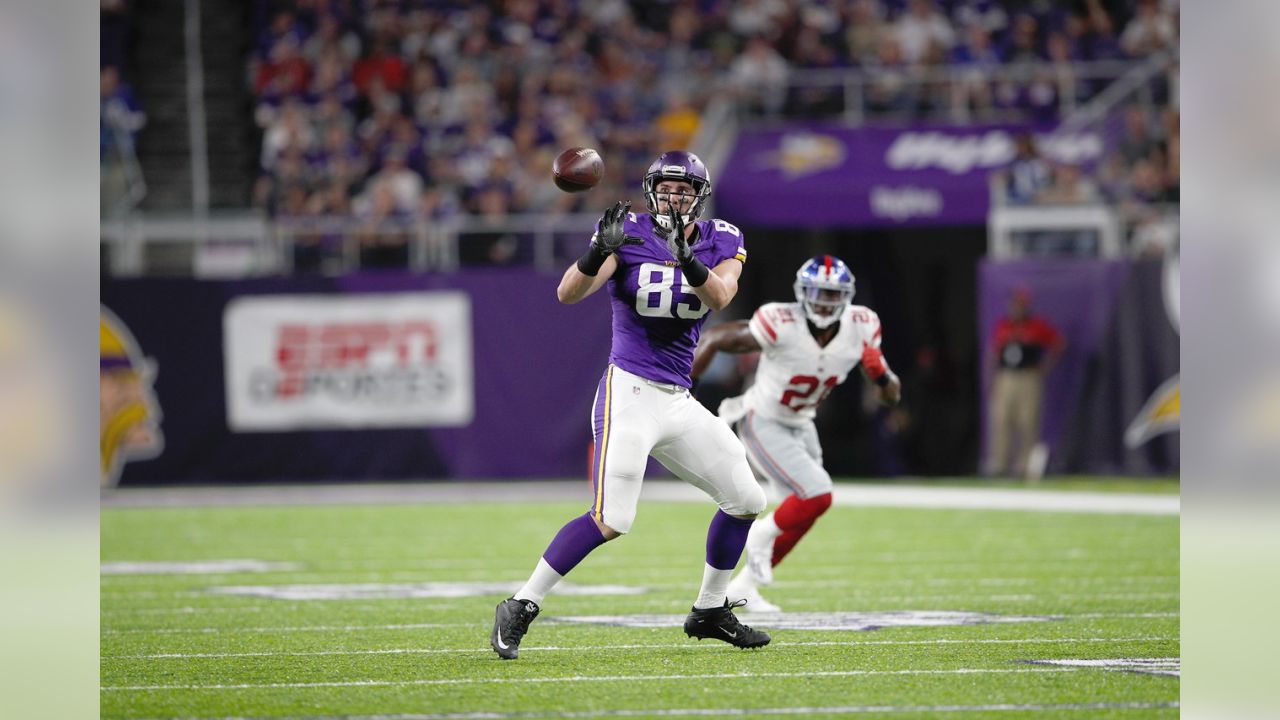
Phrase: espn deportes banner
[
  {"left": 224, "top": 293, "right": 474, "bottom": 430},
  {"left": 716, "top": 123, "right": 1103, "bottom": 227}
]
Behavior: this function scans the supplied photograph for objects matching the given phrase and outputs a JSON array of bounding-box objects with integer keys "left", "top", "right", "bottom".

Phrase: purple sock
[
  {"left": 705, "top": 509, "right": 754, "bottom": 570},
  {"left": 542, "top": 512, "right": 608, "bottom": 575}
]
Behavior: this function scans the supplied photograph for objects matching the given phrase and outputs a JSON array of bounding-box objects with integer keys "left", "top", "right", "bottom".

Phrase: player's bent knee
[
  {"left": 727, "top": 481, "right": 767, "bottom": 517},
  {"left": 594, "top": 513, "right": 630, "bottom": 538}
]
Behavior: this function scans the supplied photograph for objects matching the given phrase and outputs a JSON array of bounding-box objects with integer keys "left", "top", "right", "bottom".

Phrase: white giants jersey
[{"left": 742, "top": 302, "right": 883, "bottom": 427}]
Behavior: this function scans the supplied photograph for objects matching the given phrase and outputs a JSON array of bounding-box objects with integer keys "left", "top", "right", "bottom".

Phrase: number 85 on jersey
[{"left": 635, "top": 262, "right": 710, "bottom": 319}]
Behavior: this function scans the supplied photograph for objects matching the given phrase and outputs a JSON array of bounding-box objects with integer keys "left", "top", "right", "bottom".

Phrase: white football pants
[{"left": 590, "top": 365, "right": 765, "bottom": 534}]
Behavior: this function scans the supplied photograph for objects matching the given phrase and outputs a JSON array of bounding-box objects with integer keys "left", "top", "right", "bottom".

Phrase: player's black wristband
[
  {"left": 576, "top": 244, "right": 610, "bottom": 276},
  {"left": 681, "top": 256, "right": 710, "bottom": 287},
  {"left": 874, "top": 371, "right": 894, "bottom": 388}
]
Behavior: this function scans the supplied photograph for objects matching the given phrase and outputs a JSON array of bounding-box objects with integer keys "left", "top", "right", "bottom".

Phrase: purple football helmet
[
  {"left": 643, "top": 150, "right": 712, "bottom": 229},
  {"left": 794, "top": 255, "right": 856, "bottom": 329}
]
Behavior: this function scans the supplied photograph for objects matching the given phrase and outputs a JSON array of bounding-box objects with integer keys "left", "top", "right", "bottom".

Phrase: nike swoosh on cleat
[
  {"left": 495, "top": 632, "right": 509, "bottom": 650},
  {"left": 719, "top": 627, "right": 737, "bottom": 638}
]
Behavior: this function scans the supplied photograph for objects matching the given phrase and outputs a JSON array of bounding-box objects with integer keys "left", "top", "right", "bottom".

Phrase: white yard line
[
  {"left": 103, "top": 481, "right": 1178, "bottom": 515},
  {"left": 102, "top": 636, "right": 1177, "bottom": 660},
  {"left": 152, "top": 701, "right": 1179, "bottom": 719},
  {"left": 102, "top": 667, "right": 1080, "bottom": 691}
]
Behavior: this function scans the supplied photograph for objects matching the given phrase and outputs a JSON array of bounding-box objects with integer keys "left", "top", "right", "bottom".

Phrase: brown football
[{"left": 552, "top": 147, "right": 604, "bottom": 192}]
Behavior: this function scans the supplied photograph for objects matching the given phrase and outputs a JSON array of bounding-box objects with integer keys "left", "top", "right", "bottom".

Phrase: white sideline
[
  {"left": 103, "top": 480, "right": 1178, "bottom": 515},
  {"left": 147, "top": 701, "right": 1179, "bottom": 719},
  {"left": 100, "top": 612, "right": 1178, "bottom": 635}
]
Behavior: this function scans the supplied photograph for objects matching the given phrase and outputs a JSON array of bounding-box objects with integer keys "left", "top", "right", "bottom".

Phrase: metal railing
[
  {"left": 749, "top": 57, "right": 1172, "bottom": 124},
  {"left": 101, "top": 212, "right": 606, "bottom": 277}
]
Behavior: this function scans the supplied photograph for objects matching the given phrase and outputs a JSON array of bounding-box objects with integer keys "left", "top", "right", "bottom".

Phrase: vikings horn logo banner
[{"left": 100, "top": 307, "right": 163, "bottom": 486}]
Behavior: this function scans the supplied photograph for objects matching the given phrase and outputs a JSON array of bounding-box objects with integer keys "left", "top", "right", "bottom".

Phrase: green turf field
[{"left": 101, "top": 494, "right": 1179, "bottom": 718}]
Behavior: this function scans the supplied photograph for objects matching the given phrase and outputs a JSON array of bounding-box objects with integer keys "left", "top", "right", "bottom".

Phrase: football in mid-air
[{"left": 552, "top": 147, "right": 604, "bottom": 192}]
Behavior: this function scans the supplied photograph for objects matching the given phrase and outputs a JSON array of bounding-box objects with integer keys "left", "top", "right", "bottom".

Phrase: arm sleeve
[
  {"left": 865, "top": 310, "right": 883, "bottom": 349},
  {"left": 748, "top": 305, "right": 780, "bottom": 349}
]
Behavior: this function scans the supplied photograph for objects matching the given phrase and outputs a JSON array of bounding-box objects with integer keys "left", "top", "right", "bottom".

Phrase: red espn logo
[{"left": 274, "top": 321, "right": 438, "bottom": 398}]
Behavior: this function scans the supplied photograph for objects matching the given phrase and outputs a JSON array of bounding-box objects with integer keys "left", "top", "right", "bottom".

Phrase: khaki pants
[{"left": 987, "top": 369, "right": 1044, "bottom": 477}]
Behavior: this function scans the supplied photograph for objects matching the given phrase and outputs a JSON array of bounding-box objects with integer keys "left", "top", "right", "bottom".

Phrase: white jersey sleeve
[{"left": 742, "top": 303, "right": 884, "bottom": 427}]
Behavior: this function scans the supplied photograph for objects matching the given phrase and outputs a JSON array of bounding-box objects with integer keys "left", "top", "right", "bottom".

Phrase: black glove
[
  {"left": 592, "top": 201, "right": 641, "bottom": 255},
  {"left": 664, "top": 206, "right": 710, "bottom": 287},
  {"left": 578, "top": 200, "right": 641, "bottom": 276},
  {"left": 663, "top": 206, "right": 693, "bottom": 264}
]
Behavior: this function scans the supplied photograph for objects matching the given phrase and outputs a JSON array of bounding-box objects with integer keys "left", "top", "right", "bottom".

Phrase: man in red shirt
[{"left": 985, "top": 286, "right": 1065, "bottom": 478}]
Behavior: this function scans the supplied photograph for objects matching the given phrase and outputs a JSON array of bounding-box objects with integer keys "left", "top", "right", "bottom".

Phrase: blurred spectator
[
  {"left": 866, "top": 36, "right": 917, "bottom": 115},
  {"left": 654, "top": 89, "right": 701, "bottom": 153},
  {"left": 367, "top": 149, "right": 424, "bottom": 214},
  {"left": 951, "top": 23, "right": 1001, "bottom": 115},
  {"left": 1120, "top": 0, "right": 1178, "bottom": 57},
  {"left": 1117, "top": 104, "right": 1157, "bottom": 163},
  {"left": 1130, "top": 210, "right": 1179, "bottom": 259},
  {"left": 985, "top": 286, "right": 1065, "bottom": 478},
  {"left": 353, "top": 38, "right": 408, "bottom": 97},
  {"left": 1001, "top": 133, "right": 1051, "bottom": 205},
  {"left": 728, "top": 0, "right": 787, "bottom": 39},
  {"left": 951, "top": 0, "right": 1008, "bottom": 38},
  {"left": 354, "top": 180, "right": 410, "bottom": 269},
  {"left": 1081, "top": 0, "right": 1125, "bottom": 62},
  {"left": 1037, "top": 163, "right": 1100, "bottom": 205},
  {"left": 894, "top": 0, "right": 955, "bottom": 66},
  {"left": 101, "top": 66, "right": 146, "bottom": 218},
  {"left": 255, "top": 38, "right": 311, "bottom": 98},
  {"left": 260, "top": 99, "right": 314, "bottom": 171},
  {"left": 844, "top": 0, "right": 887, "bottom": 67},
  {"left": 729, "top": 36, "right": 790, "bottom": 116}
]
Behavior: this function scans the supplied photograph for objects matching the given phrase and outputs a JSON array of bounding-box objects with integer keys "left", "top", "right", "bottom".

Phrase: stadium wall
[{"left": 102, "top": 269, "right": 612, "bottom": 484}]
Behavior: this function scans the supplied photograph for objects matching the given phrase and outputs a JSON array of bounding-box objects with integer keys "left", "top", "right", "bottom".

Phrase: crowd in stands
[
  {"left": 997, "top": 97, "right": 1179, "bottom": 257},
  {"left": 246, "top": 0, "right": 1179, "bottom": 235},
  {"left": 100, "top": 0, "right": 1179, "bottom": 263}
]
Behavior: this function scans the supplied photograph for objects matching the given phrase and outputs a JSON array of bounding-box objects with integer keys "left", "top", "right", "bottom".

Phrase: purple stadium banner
[
  {"left": 716, "top": 123, "right": 1103, "bottom": 227},
  {"left": 102, "top": 270, "right": 615, "bottom": 483}
]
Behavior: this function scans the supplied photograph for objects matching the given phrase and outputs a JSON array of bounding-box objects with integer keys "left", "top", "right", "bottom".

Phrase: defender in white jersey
[{"left": 691, "top": 255, "right": 902, "bottom": 612}]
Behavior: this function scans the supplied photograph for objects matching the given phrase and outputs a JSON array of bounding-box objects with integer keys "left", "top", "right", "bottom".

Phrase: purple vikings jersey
[{"left": 603, "top": 212, "right": 747, "bottom": 387}]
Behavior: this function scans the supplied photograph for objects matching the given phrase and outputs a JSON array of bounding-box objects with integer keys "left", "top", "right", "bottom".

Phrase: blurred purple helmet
[{"left": 643, "top": 150, "right": 712, "bottom": 226}]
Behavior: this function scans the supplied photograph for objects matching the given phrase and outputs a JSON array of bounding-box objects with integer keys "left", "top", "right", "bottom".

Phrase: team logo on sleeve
[{"left": 100, "top": 307, "right": 164, "bottom": 486}]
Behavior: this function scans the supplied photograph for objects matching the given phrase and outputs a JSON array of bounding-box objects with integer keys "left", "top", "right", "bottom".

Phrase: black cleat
[
  {"left": 490, "top": 597, "right": 540, "bottom": 660},
  {"left": 683, "top": 599, "right": 771, "bottom": 649}
]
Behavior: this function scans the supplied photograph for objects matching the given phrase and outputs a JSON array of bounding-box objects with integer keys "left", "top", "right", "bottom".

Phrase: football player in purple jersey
[{"left": 490, "top": 151, "right": 771, "bottom": 659}]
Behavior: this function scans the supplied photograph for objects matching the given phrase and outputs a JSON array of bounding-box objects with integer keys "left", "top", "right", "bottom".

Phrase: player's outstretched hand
[
  {"left": 664, "top": 206, "right": 693, "bottom": 264},
  {"left": 592, "top": 201, "right": 642, "bottom": 255},
  {"left": 861, "top": 343, "right": 888, "bottom": 380}
]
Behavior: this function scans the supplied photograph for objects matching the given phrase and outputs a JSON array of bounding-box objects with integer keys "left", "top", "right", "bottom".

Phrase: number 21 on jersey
[
  {"left": 635, "top": 262, "right": 709, "bottom": 319},
  {"left": 780, "top": 375, "right": 838, "bottom": 410}
]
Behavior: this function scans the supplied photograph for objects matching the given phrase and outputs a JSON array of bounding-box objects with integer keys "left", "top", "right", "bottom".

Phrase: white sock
[
  {"left": 693, "top": 562, "right": 734, "bottom": 609},
  {"left": 748, "top": 512, "right": 782, "bottom": 551},
  {"left": 513, "top": 558, "right": 563, "bottom": 606}
]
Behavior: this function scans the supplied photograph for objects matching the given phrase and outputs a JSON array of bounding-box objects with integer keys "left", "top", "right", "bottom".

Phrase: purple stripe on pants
[
  {"left": 542, "top": 512, "right": 608, "bottom": 576},
  {"left": 706, "top": 509, "right": 754, "bottom": 571},
  {"left": 590, "top": 366, "right": 613, "bottom": 522}
]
